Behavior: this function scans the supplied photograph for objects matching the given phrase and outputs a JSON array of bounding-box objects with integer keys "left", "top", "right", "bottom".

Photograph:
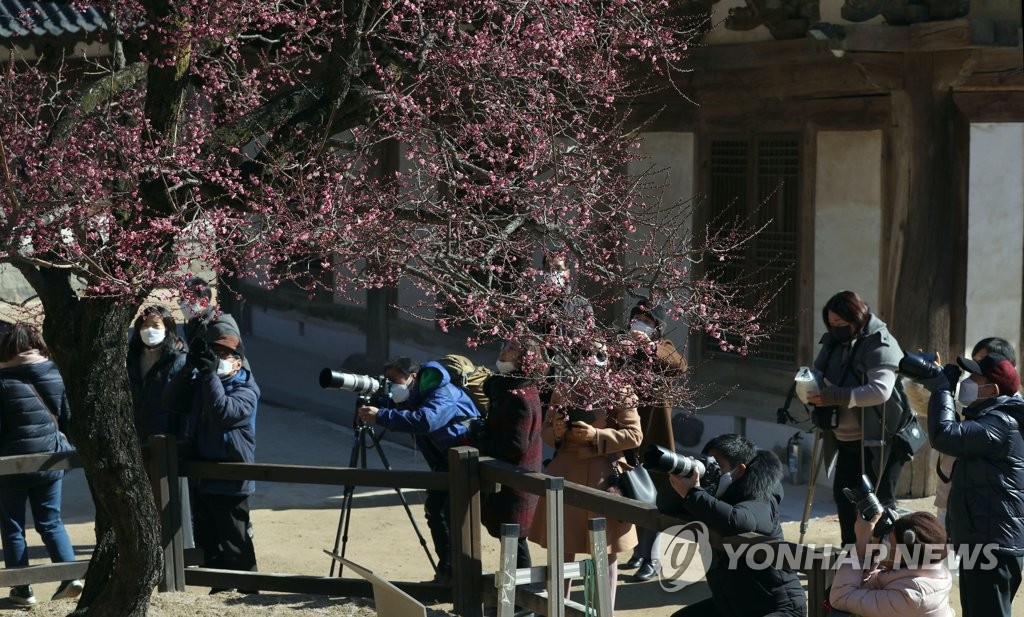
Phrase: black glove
[
  {"left": 919, "top": 363, "right": 961, "bottom": 393},
  {"left": 188, "top": 346, "right": 218, "bottom": 374}
]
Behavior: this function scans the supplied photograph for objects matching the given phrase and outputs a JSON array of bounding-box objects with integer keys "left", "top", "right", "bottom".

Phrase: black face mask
[{"left": 830, "top": 325, "right": 855, "bottom": 344}]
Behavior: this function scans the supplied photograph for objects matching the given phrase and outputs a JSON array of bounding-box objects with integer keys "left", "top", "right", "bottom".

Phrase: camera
[
  {"left": 644, "top": 445, "right": 723, "bottom": 490},
  {"left": 841, "top": 474, "right": 899, "bottom": 539},
  {"left": 319, "top": 369, "right": 385, "bottom": 396},
  {"left": 897, "top": 352, "right": 941, "bottom": 381}
]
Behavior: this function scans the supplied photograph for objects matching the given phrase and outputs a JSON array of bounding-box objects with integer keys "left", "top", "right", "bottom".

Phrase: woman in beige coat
[{"left": 529, "top": 372, "right": 642, "bottom": 611}]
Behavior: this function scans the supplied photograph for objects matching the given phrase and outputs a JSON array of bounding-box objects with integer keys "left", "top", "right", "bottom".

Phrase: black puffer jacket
[
  {"left": 658, "top": 450, "right": 806, "bottom": 617},
  {"left": 127, "top": 344, "right": 187, "bottom": 441},
  {"left": 0, "top": 360, "right": 70, "bottom": 459},
  {"left": 929, "top": 391, "right": 1024, "bottom": 554}
]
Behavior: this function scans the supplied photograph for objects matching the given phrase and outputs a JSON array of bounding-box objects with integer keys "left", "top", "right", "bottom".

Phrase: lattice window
[{"left": 705, "top": 135, "right": 800, "bottom": 363}]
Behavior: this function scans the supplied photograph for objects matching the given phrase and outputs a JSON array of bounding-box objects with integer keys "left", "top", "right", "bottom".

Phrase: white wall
[
  {"left": 626, "top": 132, "right": 696, "bottom": 343},
  {"left": 965, "top": 123, "right": 1024, "bottom": 356},
  {"left": 813, "top": 131, "right": 883, "bottom": 342}
]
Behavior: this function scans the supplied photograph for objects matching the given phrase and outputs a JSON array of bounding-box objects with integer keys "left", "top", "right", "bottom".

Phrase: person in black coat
[
  {"left": 127, "top": 305, "right": 188, "bottom": 441},
  {"left": 923, "top": 350, "right": 1024, "bottom": 617},
  {"left": 658, "top": 433, "right": 806, "bottom": 617},
  {"left": 0, "top": 324, "right": 83, "bottom": 605},
  {"left": 477, "top": 338, "right": 545, "bottom": 569}
]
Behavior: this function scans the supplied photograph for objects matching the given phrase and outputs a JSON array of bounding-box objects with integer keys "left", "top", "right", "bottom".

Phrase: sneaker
[
  {"left": 9, "top": 585, "right": 37, "bottom": 606},
  {"left": 51, "top": 579, "right": 84, "bottom": 601}
]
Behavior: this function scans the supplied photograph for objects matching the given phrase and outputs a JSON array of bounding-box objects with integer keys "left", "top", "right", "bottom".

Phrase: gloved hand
[
  {"left": 188, "top": 345, "right": 218, "bottom": 374},
  {"left": 920, "top": 363, "right": 961, "bottom": 393}
]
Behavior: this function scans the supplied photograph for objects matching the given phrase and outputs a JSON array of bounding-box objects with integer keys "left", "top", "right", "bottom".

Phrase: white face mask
[
  {"left": 630, "top": 320, "right": 657, "bottom": 338},
  {"left": 216, "top": 358, "right": 236, "bottom": 378},
  {"left": 496, "top": 360, "right": 517, "bottom": 374},
  {"left": 391, "top": 382, "right": 411, "bottom": 403},
  {"left": 957, "top": 379, "right": 980, "bottom": 406},
  {"left": 140, "top": 327, "right": 165, "bottom": 347},
  {"left": 180, "top": 302, "right": 203, "bottom": 318},
  {"left": 715, "top": 471, "right": 733, "bottom": 497}
]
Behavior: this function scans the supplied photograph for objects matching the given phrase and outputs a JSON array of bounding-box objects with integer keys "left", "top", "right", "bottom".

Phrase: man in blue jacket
[
  {"left": 357, "top": 358, "right": 479, "bottom": 583},
  {"left": 924, "top": 350, "right": 1024, "bottom": 617},
  {"left": 165, "top": 334, "right": 260, "bottom": 588}
]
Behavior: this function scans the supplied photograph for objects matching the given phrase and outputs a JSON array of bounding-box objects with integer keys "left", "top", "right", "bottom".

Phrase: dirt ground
[{"left": 0, "top": 405, "right": 1016, "bottom": 616}]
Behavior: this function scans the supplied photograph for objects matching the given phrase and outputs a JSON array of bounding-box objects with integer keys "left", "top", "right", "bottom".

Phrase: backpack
[{"left": 438, "top": 354, "right": 492, "bottom": 417}]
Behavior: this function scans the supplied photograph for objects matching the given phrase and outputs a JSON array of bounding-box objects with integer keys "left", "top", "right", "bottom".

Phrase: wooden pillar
[
  {"left": 449, "top": 447, "right": 483, "bottom": 617},
  {"left": 544, "top": 476, "right": 566, "bottom": 617},
  {"left": 885, "top": 51, "right": 973, "bottom": 498},
  {"left": 147, "top": 435, "right": 186, "bottom": 592},
  {"left": 885, "top": 51, "right": 972, "bottom": 358}
]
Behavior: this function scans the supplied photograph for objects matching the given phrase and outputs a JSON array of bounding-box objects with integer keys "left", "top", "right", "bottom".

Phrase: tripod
[{"left": 329, "top": 396, "right": 437, "bottom": 577}]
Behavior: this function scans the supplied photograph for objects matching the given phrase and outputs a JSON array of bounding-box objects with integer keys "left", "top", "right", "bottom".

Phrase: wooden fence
[{"left": 0, "top": 438, "right": 836, "bottom": 617}]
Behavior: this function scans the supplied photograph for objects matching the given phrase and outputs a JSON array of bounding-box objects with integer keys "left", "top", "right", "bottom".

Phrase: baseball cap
[
  {"left": 957, "top": 352, "right": 1020, "bottom": 395},
  {"left": 211, "top": 335, "right": 245, "bottom": 359}
]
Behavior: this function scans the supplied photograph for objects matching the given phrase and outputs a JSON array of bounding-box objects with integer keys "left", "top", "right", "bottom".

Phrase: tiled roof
[{"left": 0, "top": 1, "right": 106, "bottom": 40}]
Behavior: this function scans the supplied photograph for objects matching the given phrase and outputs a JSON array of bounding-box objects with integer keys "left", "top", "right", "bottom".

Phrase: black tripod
[{"left": 329, "top": 396, "right": 437, "bottom": 577}]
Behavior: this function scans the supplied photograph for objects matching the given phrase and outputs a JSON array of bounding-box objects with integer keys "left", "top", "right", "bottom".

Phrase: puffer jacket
[
  {"left": 830, "top": 561, "right": 954, "bottom": 617},
  {"left": 929, "top": 391, "right": 1024, "bottom": 554},
  {"left": 658, "top": 450, "right": 806, "bottom": 617},
  {"left": 127, "top": 344, "right": 187, "bottom": 441},
  {"left": 374, "top": 361, "right": 479, "bottom": 470},
  {"left": 0, "top": 359, "right": 70, "bottom": 457},
  {"left": 164, "top": 367, "right": 260, "bottom": 496}
]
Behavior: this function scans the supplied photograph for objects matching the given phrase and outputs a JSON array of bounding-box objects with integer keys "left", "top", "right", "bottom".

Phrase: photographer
[
  {"left": 658, "top": 433, "right": 805, "bottom": 617},
  {"left": 807, "top": 290, "right": 908, "bottom": 546},
  {"left": 622, "top": 299, "right": 688, "bottom": 582},
  {"left": 357, "top": 358, "right": 480, "bottom": 584},
  {"left": 922, "top": 348, "right": 1024, "bottom": 617},
  {"left": 163, "top": 335, "right": 260, "bottom": 588}
]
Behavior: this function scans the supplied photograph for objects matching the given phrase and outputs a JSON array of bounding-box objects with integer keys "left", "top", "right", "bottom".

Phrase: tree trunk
[{"left": 40, "top": 294, "right": 162, "bottom": 617}]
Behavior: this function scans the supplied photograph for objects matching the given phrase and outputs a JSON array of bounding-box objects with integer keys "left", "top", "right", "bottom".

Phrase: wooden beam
[
  {"left": 838, "top": 20, "right": 1021, "bottom": 53},
  {"left": 681, "top": 37, "right": 838, "bottom": 71},
  {"left": 954, "top": 91, "right": 1024, "bottom": 120},
  {"left": 182, "top": 461, "right": 449, "bottom": 490},
  {"left": 183, "top": 569, "right": 452, "bottom": 601},
  {"left": 677, "top": 59, "right": 897, "bottom": 104},
  {"left": 0, "top": 562, "right": 89, "bottom": 587}
]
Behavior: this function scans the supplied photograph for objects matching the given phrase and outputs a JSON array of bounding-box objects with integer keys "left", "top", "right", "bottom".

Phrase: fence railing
[{"left": 0, "top": 439, "right": 835, "bottom": 617}]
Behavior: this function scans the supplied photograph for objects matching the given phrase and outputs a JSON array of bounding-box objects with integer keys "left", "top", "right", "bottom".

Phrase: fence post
[
  {"left": 449, "top": 446, "right": 483, "bottom": 617},
  {"left": 147, "top": 435, "right": 185, "bottom": 592},
  {"left": 544, "top": 476, "right": 565, "bottom": 617}
]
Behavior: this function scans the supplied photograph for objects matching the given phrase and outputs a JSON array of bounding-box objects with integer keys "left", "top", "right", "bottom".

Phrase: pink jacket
[{"left": 830, "top": 559, "right": 954, "bottom": 617}]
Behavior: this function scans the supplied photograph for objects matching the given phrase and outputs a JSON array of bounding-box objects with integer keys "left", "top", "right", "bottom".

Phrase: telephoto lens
[
  {"left": 897, "top": 352, "right": 942, "bottom": 381},
  {"left": 842, "top": 474, "right": 900, "bottom": 538},
  {"left": 318, "top": 369, "right": 382, "bottom": 395},
  {"left": 644, "top": 445, "right": 705, "bottom": 476}
]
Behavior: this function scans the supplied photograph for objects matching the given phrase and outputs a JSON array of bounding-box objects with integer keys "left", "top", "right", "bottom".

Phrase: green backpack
[{"left": 438, "top": 354, "right": 493, "bottom": 418}]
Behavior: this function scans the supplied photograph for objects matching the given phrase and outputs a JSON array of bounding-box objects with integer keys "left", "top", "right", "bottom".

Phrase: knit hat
[
  {"left": 891, "top": 511, "right": 948, "bottom": 565},
  {"left": 957, "top": 353, "right": 1020, "bottom": 395},
  {"left": 211, "top": 335, "right": 245, "bottom": 359}
]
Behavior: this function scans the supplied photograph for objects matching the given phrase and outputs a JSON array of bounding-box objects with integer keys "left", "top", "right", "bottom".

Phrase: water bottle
[{"left": 794, "top": 366, "right": 819, "bottom": 404}]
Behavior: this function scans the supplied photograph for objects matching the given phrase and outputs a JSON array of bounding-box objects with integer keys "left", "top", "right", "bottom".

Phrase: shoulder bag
[{"left": 616, "top": 449, "right": 657, "bottom": 505}]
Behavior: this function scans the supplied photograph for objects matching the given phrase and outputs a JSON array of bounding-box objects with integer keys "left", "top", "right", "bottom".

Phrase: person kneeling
[{"left": 657, "top": 433, "right": 805, "bottom": 617}]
